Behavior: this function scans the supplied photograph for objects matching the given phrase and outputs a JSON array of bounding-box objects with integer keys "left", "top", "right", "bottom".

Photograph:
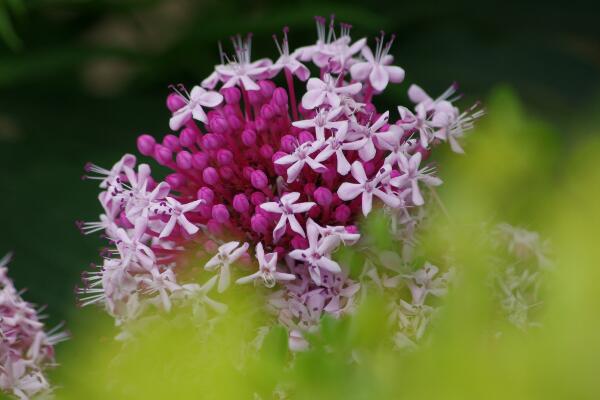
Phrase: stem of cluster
[{"left": 284, "top": 68, "right": 299, "bottom": 121}]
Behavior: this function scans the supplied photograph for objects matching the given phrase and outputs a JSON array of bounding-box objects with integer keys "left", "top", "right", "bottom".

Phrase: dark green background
[{"left": 0, "top": 0, "right": 598, "bottom": 324}]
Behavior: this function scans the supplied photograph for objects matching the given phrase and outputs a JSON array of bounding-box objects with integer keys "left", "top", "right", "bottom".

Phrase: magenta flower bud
[
  {"left": 291, "top": 235, "right": 308, "bottom": 249},
  {"left": 227, "top": 114, "right": 243, "bottom": 130},
  {"left": 204, "top": 239, "right": 218, "bottom": 253},
  {"left": 137, "top": 134, "right": 156, "bottom": 156},
  {"left": 272, "top": 87, "right": 288, "bottom": 106},
  {"left": 298, "top": 130, "right": 314, "bottom": 144},
  {"left": 255, "top": 117, "right": 267, "bottom": 132},
  {"left": 167, "top": 93, "right": 186, "bottom": 112},
  {"left": 303, "top": 183, "right": 316, "bottom": 196},
  {"left": 259, "top": 144, "right": 274, "bottom": 160},
  {"left": 248, "top": 90, "right": 263, "bottom": 105},
  {"left": 212, "top": 204, "right": 230, "bottom": 223},
  {"left": 346, "top": 225, "right": 359, "bottom": 234},
  {"left": 233, "top": 193, "right": 250, "bottom": 213},
  {"left": 216, "top": 149, "right": 234, "bottom": 166},
  {"left": 334, "top": 204, "right": 351, "bottom": 223},
  {"left": 154, "top": 144, "right": 172, "bottom": 166},
  {"left": 313, "top": 187, "right": 333, "bottom": 207},
  {"left": 259, "top": 80, "right": 275, "bottom": 98},
  {"left": 250, "top": 170, "right": 268, "bottom": 189},
  {"left": 219, "top": 166, "right": 234, "bottom": 180},
  {"left": 199, "top": 204, "right": 212, "bottom": 219},
  {"left": 241, "top": 129, "right": 257, "bottom": 146},
  {"left": 242, "top": 166, "right": 255, "bottom": 180},
  {"left": 202, "top": 133, "right": 220, "bottom": 150},
  {"left": 308, "top": 205, "right": 320, "bottom": 219},
  {"left": 197, "top": 187, "right": 215, "bottom": 205},
  {"left": 261, "top": 104, "right": 276, "bottom": 120},
  {"left": 210, "top": 117, "right": 229, "bottom": 134},
  {"left": 179, "top": 128, "right": 198, "bottom": 148},
  {"left": 163, "top": 134, "right": 180, "bottom": 151},
  {"left": 251, "top": 214, "right": 269, "bottom": 234},
  {"left": 166, "top": 173, "right": 185, "bottom": 189},
  {"left": 192, "top": 152, "right": 209, "bottom": 170},
  {"left": 206, "top": 219, "right": 223, "bottom": 235},
  {"left": 251, "top": 191, "right": 266, "bottom": 206},
  {"left": 222, "top": 87, "right": 241, "bottom": 104},
  {"left": 364, "top": 103, "right": 376, "bottom": 115},
  {"left": 202, "top": 167, "right": 219, "bottom": 185},
  {"left": 280, "top": 135, "right": 296, "bottom": 153},
  {"left": 176, "top": 150, "right": 193, "bottom": 170}
]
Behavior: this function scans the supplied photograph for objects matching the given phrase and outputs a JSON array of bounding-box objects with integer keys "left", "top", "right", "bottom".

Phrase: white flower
[
  {"left": 236, "top": 243, "right": 295, "bottom": 287},
  {"left": 260, "top": 192, "right": 315, "bottom": 241},
  {"left": 204, "top": 241, "right": 249, "bottom": 293}
]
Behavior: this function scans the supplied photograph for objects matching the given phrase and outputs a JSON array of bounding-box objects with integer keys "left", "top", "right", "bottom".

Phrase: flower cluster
[
  {"left": 360, "top": 251, "right": 453, "bottom": 349},
  {"left": 79, "top": 16, "right": 480, "bottom": 348},
  {"left": 490, "top": 223, "right": 551, "bottom": 331},
  {"left": 0, "top": 253, "right": 68, "bottom": 400}
]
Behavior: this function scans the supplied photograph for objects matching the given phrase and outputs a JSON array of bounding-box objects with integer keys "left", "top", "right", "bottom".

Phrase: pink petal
[
  {"left": 286, "top": 161, "right": 305, "bottom": 183},
  {"left": 408, "top": 84, "right": 431, "bottom": 104},
  {"left": 386, "top": 65, "right": 405, "bottom": 83},
  {"left": 301, "top": 90, "right": 327, "bottom": 110},
  {"left": 169, "top": 107, "right": 192, "bottom": 131},
  {"left": 361, "top": 191, "right": 373, "bottom": 216},
  {"left": 369, "top": 65, "right": 389, "bottom": 92},
  {"left": 288, "top": 214, "right": 305, "bottom": 237},
  {"left": 350, "top": 61, "right": 372, "bottom": 81},
  {"left": 316, "top": 257, "right": 341, "bottom": 273},
  {"left": 198, "top": 90, "right": 223, "bottom": 107},
  {"left": 350, "top": 161, "right": 367, "bottom": 183},
  {"left": 337, "top": 182, "right": 363, "bottom": 201}
]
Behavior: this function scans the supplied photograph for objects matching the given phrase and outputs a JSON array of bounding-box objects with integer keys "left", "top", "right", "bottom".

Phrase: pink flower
[
  {"left": 84, "top": 153, "right": 136, "bottom": 189},
  {"left": 301, "top": 74, "right": 362, "bottom": 110},
  {"left": 314, "top": 122, "right": 367, "bottom": 175},
  {"left": 0, "top": 253, "right": 67, "bottom": 400},
  {"left": 270, "top": 27, "right": 310, "bottom": 81},
  {"left": 338, "top": 162, "right": 401, "bottom": 216},
  {"left": 169, "top": 85, "right": 223, "bottom": 130},
  {"left": 348, "top": 110, "right": 391, "bottom": 161},
  {"left": 390, "top": 152, "right": 442, "bottom": 206},
  {"left": 292, "top": 107, "right": 346, "bottom": 142},
  {"left": 236, "top": 243, "right": 295, "bottom": 287},
  {"left": 260, "top": 192, "right": 315, "bottom": 241},
  {"left": 204, "top": 241, "right": 249, "bottom": 293},
  {"left": 157, "top": 197, "right": 203, "bottom": 238},
  {"left": 350, "top": 33, "right": 405, "bottom": 91},
  {"left": 216, "top": 35, "right": 272, "bottom": 91},
  {"left": 274, "top": 141, "right": 327, "bottom": 183},
  {"left": 288, "top": 219, "right": 342, "bottom": 284},
  {"left": 114, "top": 219, "right": 155, "bottom": 270}
]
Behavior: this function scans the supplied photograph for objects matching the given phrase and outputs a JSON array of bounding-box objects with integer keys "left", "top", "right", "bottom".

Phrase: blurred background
[{"left": 0, "top": 0, "right": 599, "bottom": 344}]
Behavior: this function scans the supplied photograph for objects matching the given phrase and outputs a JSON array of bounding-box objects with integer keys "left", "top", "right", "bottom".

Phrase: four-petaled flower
[
  {"left": 236, "top": 243, "right": 296, "bottom": 287},
  {"left": 338, "top": 161, "right": 401, "bottom": 216},
  {"left": 204, "top": 241, "right": 250, "bottom": 293},
  {"left": 260, "top": 192, "right": 316, "bottom": 241}
]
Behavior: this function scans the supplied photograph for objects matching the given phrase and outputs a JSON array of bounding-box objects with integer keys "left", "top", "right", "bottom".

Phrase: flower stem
[{"left": 284, "top": 68, "right": 299, "bottom": 121}]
